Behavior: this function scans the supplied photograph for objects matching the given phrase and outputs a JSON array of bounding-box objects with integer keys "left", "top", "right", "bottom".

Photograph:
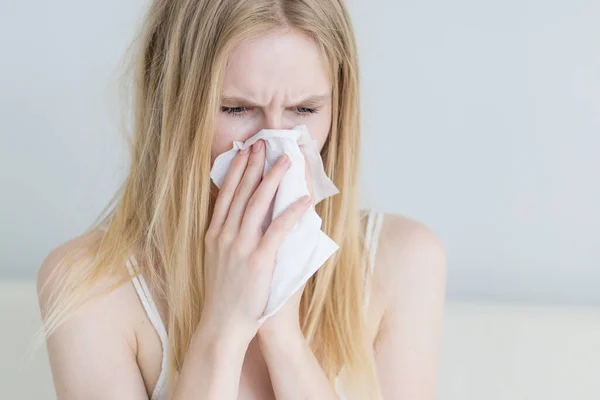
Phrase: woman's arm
[
  {"left": 258, "top": 327, "right": 339, "bottom": 400},
  {"left": 172, "top": 317, "right": 254, "bottom": 400},
  {"left": 38, "top": 256, "right": 149, "bottom": 399},
  {"left": 373, "top": 215, "right": 447, "bottom": 400}
]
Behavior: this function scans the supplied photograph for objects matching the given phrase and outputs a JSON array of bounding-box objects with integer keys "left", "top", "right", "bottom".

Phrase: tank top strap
[
  {"left": 362, "top": 209, "right": 385, "bottom": 312},
  {"left": 126, "top": 255, "right": 169, "bottom": 400}
]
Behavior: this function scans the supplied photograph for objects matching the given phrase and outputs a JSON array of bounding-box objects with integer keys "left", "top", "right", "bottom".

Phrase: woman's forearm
[
  {"left": 172, "top": 319, "right": 253, "bottom": 400},
  {"left": 259, "top": 328, "right": 339, "bottom": 400}
]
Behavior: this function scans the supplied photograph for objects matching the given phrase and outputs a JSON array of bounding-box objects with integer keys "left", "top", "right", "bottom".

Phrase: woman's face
[{"left": 212, "top": 27, "right": 333, "bottom": 162}]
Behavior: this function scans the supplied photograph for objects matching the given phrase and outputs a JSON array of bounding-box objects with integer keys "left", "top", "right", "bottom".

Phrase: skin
[{"left": 37, "top": 27, "right": 446, "bottom": 399}]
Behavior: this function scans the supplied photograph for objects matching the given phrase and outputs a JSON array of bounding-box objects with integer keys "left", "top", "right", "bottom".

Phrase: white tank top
[{"left": 126, "top": 209, "right": 385, "bottom": 400}]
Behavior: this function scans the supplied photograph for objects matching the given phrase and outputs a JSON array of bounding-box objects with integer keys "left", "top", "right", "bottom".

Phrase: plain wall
[{"left": 1, "top": 0, "right": 599, "bottom": 304}]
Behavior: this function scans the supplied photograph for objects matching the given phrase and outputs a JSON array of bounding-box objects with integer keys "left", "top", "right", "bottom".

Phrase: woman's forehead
[{"left": 222, "top": 28, "right": 332, "bottom": 103}]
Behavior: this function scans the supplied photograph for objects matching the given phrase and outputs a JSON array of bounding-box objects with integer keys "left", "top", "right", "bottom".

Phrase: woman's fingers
[
  {"left": 239, "top": 154, "right": 291, "bottom": 238},
  {"left": 209, "top": 148, "right": 250, "bottom": 231},
  {"left": 222, "top": 140, "right": 266, "bottom": 235},
  {"left": 257, "top": 195, "right": 312, "bottom": 257}
]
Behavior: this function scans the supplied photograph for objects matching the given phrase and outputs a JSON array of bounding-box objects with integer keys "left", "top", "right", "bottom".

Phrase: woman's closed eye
[{"left": 220, "top": 106, "right": 320, "bottom": 118}]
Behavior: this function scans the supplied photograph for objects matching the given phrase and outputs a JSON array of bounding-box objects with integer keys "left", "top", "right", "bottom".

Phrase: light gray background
[{"left": 1, "top": 0, "right": 599, "bottom": 304}]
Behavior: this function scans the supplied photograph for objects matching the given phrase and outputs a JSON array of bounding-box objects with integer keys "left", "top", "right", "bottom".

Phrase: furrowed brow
[{"left": 220, "top": 93, "right": 330, "bottom": 107}]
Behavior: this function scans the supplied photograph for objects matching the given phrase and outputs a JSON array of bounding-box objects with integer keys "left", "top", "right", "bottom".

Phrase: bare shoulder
[
  {"left": 36, "top": 227, "right": 144, "bottom": 342},
  {"left": 36, "top": 231, "right": 148, "bottom": 398},
  {"left": 369, "top": 212, "right": 446, "bottom": 398},
  {"left": 374, "top": 212, "right": 447, "bottom": 294},
  {"left": 37, "top": 229, "right": 135, "bottom": 320}
]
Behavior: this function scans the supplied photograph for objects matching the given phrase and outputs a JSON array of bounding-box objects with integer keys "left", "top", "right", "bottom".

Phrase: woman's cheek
[
  {"left": 309, "top": 119, "right": 332, "bottom": 152},
  {"left": 211, "top": 131, "right": 234, "bottom": 161},
  {"left": 211, "top": 117, "right": 252, "bottom": 161}
]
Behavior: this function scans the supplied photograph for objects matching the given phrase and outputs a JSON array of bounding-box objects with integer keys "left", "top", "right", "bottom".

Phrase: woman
[{"left": 37, "top": 0, "right": 446, "bottom": 399}]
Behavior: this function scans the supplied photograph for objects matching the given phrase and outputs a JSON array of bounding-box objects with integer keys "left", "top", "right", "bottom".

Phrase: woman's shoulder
[
  {"left": 36, "top": 229, "right": 140, "bottom": 351},
  {"left": 36, "top": 230, "right": 160, "bottom": 397},
  {"left": 378, "top": 211, "right": 446, "bottom": 273},
  {"left": 37, "top": 228, "right": 132, "bottom": 299},
  {"left": 360, "top": 209, "right": 445, "bottom": 261},
  {"left": 363, "top": 209, "right": 447, "bottom": 311}
]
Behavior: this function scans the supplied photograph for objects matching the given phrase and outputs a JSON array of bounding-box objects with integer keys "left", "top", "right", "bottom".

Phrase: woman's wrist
[
  {"left": 195, "top": 313, "right": 257, "bottom": 350},
  {"left": 174, "top": 315, "right": 255, "bottom": 400},
  {"left": 257, "top": 323, "right": 304, "bottom": 350}
]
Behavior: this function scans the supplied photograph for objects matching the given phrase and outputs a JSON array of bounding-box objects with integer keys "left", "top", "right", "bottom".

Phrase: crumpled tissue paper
[{"left": 209, "top": 124, "right": 339, "bottom": 325}]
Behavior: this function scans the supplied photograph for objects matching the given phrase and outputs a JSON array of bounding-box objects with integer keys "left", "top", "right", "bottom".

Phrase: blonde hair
[{"left": 39, "top": 0, "right": 380, "bottom": 398}]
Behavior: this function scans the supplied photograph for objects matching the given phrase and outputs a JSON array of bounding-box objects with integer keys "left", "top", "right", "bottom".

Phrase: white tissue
[{"left": 209, "top": 124, "right": 339, "bottom": 325}]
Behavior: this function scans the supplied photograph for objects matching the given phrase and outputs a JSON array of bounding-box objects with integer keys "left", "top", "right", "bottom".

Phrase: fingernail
[
  {"left": 303, "top": 195, "right": 311, "bottom": 204},
  {"left": 276, "top": 154, "right": 289, "bottom": 166},
  {"left": 240, "top": 147, "right": 250, "bottom": 154},
  {"left": 252, "top": 140, "right": 262, "bottom": 153}
]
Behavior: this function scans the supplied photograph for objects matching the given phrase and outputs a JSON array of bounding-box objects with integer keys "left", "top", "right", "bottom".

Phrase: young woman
[{"left": 37, "top": 1, "right": 446, "bottom": 399}]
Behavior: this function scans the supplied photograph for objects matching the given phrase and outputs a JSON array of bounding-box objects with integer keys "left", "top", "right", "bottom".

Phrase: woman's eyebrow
[{"left": 220, "top": 93, "right": 331, "bottom": 107}]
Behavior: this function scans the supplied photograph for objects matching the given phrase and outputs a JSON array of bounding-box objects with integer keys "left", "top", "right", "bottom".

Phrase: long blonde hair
[{"left": 39, "top": 0, "right": 380, "bottom": 398}]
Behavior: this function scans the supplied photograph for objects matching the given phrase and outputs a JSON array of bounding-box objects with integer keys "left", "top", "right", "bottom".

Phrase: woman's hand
[{"left": 201, "top": 139, "right": 312, "bottom": 342}]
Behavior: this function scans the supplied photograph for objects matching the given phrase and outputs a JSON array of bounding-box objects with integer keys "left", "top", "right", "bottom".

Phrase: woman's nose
[{"left": 262, "top": 112, "right": 295, "bottom": 131}]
